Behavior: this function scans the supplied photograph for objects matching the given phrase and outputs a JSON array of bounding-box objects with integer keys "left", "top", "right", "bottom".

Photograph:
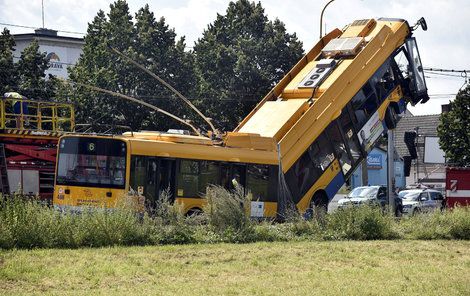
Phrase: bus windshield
[{"left": 56, "top": 137, "right": 127, "bottom": 188}]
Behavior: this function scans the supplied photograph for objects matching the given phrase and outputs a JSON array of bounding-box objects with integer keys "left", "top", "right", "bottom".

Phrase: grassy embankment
[{"left": 1, "top": 240, "right": 469, "bottom": 295}]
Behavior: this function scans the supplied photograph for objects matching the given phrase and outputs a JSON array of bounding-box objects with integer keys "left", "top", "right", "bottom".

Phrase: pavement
[{"left": 328, "top": 194, "right": 346, "bottom": 213}]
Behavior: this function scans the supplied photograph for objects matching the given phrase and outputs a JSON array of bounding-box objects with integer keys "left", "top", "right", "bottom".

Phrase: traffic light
[{"left": 404, "top": 131, "right": 418, "bottom": 159}]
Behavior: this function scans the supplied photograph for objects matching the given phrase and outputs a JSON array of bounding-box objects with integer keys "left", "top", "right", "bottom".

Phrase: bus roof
[{"left": 59, "top": 133, "right": 279, "bottom": 165}]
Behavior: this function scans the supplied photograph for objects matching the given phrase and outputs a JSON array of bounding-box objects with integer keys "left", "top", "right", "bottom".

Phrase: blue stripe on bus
[{"left": 325, "top": 171, "right": 344, "bottom": 201}]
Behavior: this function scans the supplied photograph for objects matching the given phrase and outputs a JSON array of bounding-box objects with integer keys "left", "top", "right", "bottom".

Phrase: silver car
[
  {"left": 337, "top": 186, "right": 403, "bottom": 216},
  {"left": 400, "top": 189, "right": 445, "bottom": 216}
]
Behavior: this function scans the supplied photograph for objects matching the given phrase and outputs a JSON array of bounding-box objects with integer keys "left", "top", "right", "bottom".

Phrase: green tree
[
  {"left": 437, "top": 85, "right": 470, "bottom": 166},
  {"left": 70, "top": 1, "right": 197, "bottom": 132},
  {"left": 16, "top": 40, "right": 56, "bottom": 100},
  {"left": 0, "top": 28, "right": 17, "bottom": 95},
  {"left": 132, "top": 4, "right": 197, "bottom": 130},
  {"left": 193, "top": 0, "right": 304, "bottom": 131}
]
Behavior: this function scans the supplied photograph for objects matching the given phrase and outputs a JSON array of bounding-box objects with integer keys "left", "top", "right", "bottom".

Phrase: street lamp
[{"left": 319, "top": 0, "right": 336, "bottom": 39}]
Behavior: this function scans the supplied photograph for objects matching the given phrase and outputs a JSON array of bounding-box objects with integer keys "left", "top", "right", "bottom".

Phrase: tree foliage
[
  {"left": 437, "top": 85, "right": 470, "bottom": 166},
  {"left": 0, "top": 29, "right": 56, "bottom": 99},
  {"left": 193, "top": 0, "right": 304, "bottom": 131},
  {"left": 16, "top": 40, "right": 58, "bottom": 100},
  {"left": 0, "top": 28, "right": 17, "bottom": 95},
  {"left": 70, "top": 1, "right": 197, "bottom": 132}
]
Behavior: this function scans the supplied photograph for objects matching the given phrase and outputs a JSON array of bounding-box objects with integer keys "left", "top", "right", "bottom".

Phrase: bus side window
[
  {"left": 308, "top": 133, "right": 334, "bottom": 171},
  {"left": 246, "top": 164, "right": 269, "bottom": 201},
  {"left": 326, "top": 122, "right": 352, "bottom": 176},
  {"left": 177, "top": 160, "right": 199, "bottom": 197},
  {"left": 371, "top": 61, "right": 396, "bottom": 103},
  {"left": 351, "top": 82, "right": 379, "bottom": 127},
  {"left": 285, "top": 132, "right": 334, "bottom": 203},
  {"left": 339, "top": 107, "right": 362, "bottom": 165},
  {"left": 198, "top": 161, "right": 220, "bottom": 194},
  {"left": 285, "top": 152, "right": 317, "bottom": 203}
]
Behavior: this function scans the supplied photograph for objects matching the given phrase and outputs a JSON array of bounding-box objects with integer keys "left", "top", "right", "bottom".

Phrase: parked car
[
  {"left": 337, "top": 186, "right": 403, "bottom": 216},
  {"left": 399, "top": 189, "right": 445, "bottom": 216}
]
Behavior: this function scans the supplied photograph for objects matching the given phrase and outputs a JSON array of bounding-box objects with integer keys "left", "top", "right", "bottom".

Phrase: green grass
[{"left": 1, "top": 241, "right": 469, "bottom": 295}]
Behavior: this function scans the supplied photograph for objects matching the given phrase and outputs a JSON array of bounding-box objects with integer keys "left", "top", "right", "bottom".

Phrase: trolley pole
[{"left": 387, "top": 129, "right": 396, "bottom": 214}]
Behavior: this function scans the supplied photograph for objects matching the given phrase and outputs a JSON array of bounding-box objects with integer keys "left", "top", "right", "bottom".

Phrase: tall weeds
[{"left": 1, "top": 190, "right": 469, "bottom": 250}]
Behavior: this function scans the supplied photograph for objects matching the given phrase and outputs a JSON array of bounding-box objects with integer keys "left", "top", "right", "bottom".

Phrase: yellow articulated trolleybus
[{"left": 53, "top": 18, "right": 429, "bottom": 218}]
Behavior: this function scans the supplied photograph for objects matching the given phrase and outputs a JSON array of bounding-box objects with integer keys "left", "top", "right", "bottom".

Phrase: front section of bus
[{"left": 53, "top": 135, "right": 130, "bottom": 212}]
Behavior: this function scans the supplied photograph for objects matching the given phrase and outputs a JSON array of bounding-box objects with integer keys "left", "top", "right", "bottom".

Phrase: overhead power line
[
  {"left": 424, "top": 67, "right": 469, "bottom": 73},
  {"left": 424, "top": 71, "right": 464, "bottom": 78}
]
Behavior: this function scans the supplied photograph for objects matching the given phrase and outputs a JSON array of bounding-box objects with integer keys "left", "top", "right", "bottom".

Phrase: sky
[{"left": 1, "top": 0, "right": 469, "bottom": 115}]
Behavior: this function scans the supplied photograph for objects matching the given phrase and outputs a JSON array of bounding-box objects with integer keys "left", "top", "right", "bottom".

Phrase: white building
[{"left": 13, "top": 28, "right": 84, "bottom": 79}]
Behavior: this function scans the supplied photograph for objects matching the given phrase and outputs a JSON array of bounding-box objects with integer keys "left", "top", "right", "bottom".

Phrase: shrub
[
  {"left": 1, "top": 193, "right": 470, "bottom": 250},
  {"left": 400, "top": 207, "right": 470, "bottom": 240},
  {"left": 0, "top": 196, "right": 60, "bottom": 248},
  {"left": 325, "top": 205, "right": 399, "bottom": 240},
  {"left": 448, "top": 207, "right": 470, "bottom": 239},
  {"left": 152, "top": 188, "right": 186, "bottom": 226},
  {"left": 203, "top": 185, "right": 252, "bottom": 233},
  {"left": 398, "top": 211, "right": 452, "bottom": 240}
]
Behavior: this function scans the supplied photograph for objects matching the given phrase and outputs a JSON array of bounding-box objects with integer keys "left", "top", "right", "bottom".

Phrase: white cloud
[{"left": 1, "top": 0, "right": 468, "bottom": 115}]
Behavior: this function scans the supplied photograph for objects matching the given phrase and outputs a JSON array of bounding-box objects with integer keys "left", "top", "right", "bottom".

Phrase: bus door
[
  {"left": 143, "top": 157, "right": 157, "bottom": 207},
  {"left": 156, "top": 158, "right": 176, "bottom": 202}
]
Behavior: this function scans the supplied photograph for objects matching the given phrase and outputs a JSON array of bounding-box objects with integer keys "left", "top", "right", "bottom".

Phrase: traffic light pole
[{"left": 388, "top": 129, "right": 396, "bottom": 214}]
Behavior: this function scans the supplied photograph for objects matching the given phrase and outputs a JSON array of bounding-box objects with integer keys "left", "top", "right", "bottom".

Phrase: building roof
[
  {"left": 393, "top": 113, "right": 441, "bottom": 161},
  {"left": 13, "top": 29, "right": 84, "bottom": 45}
]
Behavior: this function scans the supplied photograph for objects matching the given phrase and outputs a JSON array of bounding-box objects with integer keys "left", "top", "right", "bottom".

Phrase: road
[{"left": 328, "top": 194, "right": 346, "bottom": 213}]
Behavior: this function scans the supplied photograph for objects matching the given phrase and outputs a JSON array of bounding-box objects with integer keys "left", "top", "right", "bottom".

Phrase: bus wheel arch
[
  {"left": 308, "top": 190, "right": 328, "bottom": 220},
  {"left": 186, "top": 207, "right": 203, "bottom": 217}
]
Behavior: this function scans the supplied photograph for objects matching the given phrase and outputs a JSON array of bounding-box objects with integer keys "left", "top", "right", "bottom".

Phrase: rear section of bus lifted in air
[{"left": 53, "top": 18, "right": 429, "bottom": 218}]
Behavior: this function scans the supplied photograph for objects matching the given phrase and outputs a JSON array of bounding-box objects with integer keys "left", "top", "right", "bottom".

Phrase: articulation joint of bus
[{"left": 53, "top": 18, "right": 430, "bottom": 218}]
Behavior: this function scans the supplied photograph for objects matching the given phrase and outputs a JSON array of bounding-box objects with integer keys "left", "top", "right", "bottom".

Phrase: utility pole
[
  {"left": 361, "top": 159, "right": 368, "bottom": 186},
  {"left": 387, "top": 129, "right": 396, "bottom": 214},
  {"left": 41, "top": 0, "right": 45, "bottom": 28}
]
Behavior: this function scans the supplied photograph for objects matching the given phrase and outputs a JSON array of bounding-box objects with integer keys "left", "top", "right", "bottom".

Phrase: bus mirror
[
  {"left": 418, "top": 17, "right": 427, "bottom": 31},
  {"left": 412, "top": 17, "right": 427, "bottom": 31}
]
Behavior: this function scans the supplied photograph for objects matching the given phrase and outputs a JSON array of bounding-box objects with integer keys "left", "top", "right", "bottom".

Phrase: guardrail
[{"left": 0, "top": 98, "right": 75, "bottom": 132}]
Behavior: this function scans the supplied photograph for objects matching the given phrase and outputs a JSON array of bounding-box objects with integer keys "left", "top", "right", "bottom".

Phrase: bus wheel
[
  {"left": 309, "top": 191, "right": 328, "bottom": 222},
  {"left": 385, "top": 106, "right": 398, "bottom": 130}
]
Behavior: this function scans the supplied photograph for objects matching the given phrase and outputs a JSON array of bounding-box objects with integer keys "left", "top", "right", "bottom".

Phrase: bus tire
[
  {"left": 385, "top": 106, "right": 398, "bottom": 130},
  {"left": 309, "top": 191, "right": 328, "bottom": 221}
]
